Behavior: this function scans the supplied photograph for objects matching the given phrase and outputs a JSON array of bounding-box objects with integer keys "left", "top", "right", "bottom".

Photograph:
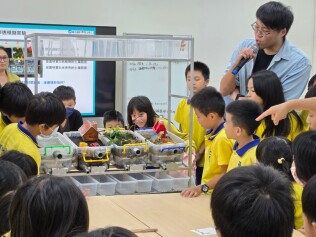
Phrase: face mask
[
  {"left": 66, "top": 107, "right": 75, "bottom": 119},
  {"left": 39, "top": 126, "right": 59, "bottom": 139}
]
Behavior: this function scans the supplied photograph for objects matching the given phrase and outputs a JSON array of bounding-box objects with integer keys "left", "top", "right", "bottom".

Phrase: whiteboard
[{"left": 123, "top": 61, "right": 188, "bottom": 127}]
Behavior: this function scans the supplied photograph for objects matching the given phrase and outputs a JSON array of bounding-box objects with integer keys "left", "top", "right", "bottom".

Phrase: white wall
[{"left": 2, "top": 0, "right": 315, "bottom": 124}]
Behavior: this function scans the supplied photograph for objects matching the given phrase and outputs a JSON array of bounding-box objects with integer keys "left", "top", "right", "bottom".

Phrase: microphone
[{"left": 232, "top": 45, "right": 258, "bottom": 75}]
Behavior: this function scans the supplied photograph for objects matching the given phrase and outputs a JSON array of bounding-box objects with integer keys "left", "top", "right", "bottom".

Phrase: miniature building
[{"left": 78, "top": 120, "right": 98, "bottom": 142}]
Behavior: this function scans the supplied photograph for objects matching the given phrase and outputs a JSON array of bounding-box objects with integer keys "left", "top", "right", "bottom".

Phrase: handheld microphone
[{"left": 232, "top": 45, "right": 258, "bottom": 75}]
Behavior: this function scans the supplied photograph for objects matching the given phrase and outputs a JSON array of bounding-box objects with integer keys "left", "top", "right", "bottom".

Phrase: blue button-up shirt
[{"left": 224, "top": 38, "right": 311, "bottom": 100}]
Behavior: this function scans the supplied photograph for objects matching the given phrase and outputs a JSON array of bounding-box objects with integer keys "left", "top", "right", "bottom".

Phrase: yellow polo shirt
[
  {"left": 202, "top": 122, "right": 233, "bottom": 191},
  {"left": 174, "top": 99, "right": 205, "bottom": 166},
  {"left": 227, "top": 135, "right": 260, "bottom": 172},
  {"left": 0, "top": 122, "right": 40, "bottom": 172}
]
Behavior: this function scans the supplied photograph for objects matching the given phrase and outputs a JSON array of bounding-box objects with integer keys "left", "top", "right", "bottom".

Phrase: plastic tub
[
  {"left": 128, "top": 173, "right": 153, "bottom": 193},
  {"left": 103, "top": 130, "right": 149, "bottom": 168},
  {"left": 109, "top": 174, "right": 137, "bottom": 195},
  {"left": 37, "top": 132, "right": 74, "bottom": 171},
  {"left": 145, "top": 172, "right": 173, "bottom": 192},
  {"left": 136, "top": 129, "right": 186, "bottom": 165},
  {"left": 70, "top": 176, "right": 98, "bottom": 196},
  {"left": 168, "top": 172, "right": 190, "bottom": 191},
  {"left": 63, "top": 131, "right": 111, "bottom": 172},
  {"left": 91, "top": 175, "right": 117, "bottom": 196}
]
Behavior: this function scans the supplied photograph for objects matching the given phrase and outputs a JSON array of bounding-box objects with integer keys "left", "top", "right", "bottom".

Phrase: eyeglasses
[
  {"left": 251, "top": 22, "right": 272, "bottom": 37},
  {"left": 0, "top": 56, "right": 9, "bottom": 62}
]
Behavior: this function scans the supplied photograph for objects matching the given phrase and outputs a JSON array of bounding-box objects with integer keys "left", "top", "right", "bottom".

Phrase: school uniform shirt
[
  {"left": 227, "top": 135, "right": 260, "bottom": 172},
  {"left": 202, "top": 122, "right": 233, "bottom": 190},
  {"left": 292, "top": 181, "right": 303, "bottom": 229},
  {"left": 2, "top": 231, "right": 10, "bottom": 237},
  {"left": 0, "top": 122, "right": 40, "bottom": 172},
  {"left": 298, "top": 110, "right": 309, "bottom": 131},
  {"left": 0, "top": 113, "right": 11, "bottom": 135},
  {"left": 255, "top": 113, "right": 306, "bottom": 141},
  {"left": 174, "top": 98, "right": 206, "bottom": 167}
]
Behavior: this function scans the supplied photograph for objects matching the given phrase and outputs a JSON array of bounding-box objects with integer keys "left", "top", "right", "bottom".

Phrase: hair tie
[{"left": 277, "top": 158, "right": 285, "bottom": 164}]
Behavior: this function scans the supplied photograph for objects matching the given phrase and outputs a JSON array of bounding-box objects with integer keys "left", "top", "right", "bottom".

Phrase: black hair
[
  {"left": 0, "top": 160, "right": 27, "bottom": 197},
  {"left": 250, "top": 70, "right": 303, "bottom": 138},
  {"left": 25, "top": 92, "right": 66, "bottom": 127},
  {"left": 185, "top": 61, "right": 210, "bottom": 80},
  {"left": 10, "top": 175, "right": 89, "bottom": 237},
  {"left": 190, "top": 86, "right": 225, "bottom": 117},
  {"left": 127, "top": 96, "right": 158, "bottom": 129},
  {"left": 0, "top": 160, "right": 27, "bottom": 236},
  {"left": 0, "top": 46, "right": 10, "bottom": 57},
  {"left": 305, "top": 84, "right": 316, "bottom": 98},
  {"left": 211, "top": 165, "right": 294, "bottom": 237},
  {"left": 292, "top": 131, "right": 316, "bottom": 183},
  {"left": 256, "top": 136, "right": 293, "bottom": 181},
  {"left": 78, "top": 226, "right": 138, "bottom": 237},
  {"left": 0, "top": 82, "right": 33, "bottom": 118},
  {"left": 1, "top": 150, "right": 38, "bottom": 178},
  {"left": 226, "top": 100, "right": 262, "bottom": 135},
  {"left": 302, "top": 175, "right": 316, "bottom": 223},
  {"left": 256, "top": 1, "right": 294, "bottom": 35},
  {"left": 103, "top": 110, "right": 125, "bottom": 127},
  {"left": 0, "top": 192, "right": 14, "bottom": 236},
  {"left": 308, "top": 74, "right": 316, "bottom": 91},
  {"left": 53, "top": 85, "right": 76, "bottom": 102}
]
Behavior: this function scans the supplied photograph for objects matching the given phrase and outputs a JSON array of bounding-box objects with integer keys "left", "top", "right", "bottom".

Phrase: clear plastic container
[
  {"left": 37, "top": 132, "right": 74, "bottom": 172},
  {"left": 128, "top": 173, "right": 153, "bottom": 193},
  {"left": 91, "top": 175, "right": 117, "bottom": 196},
  {"left": 109, "top": 174, "right": 137, "bottom": 195},
  {"left": 145, "top": 172, "right": 174, "bottom": 192},
  {"left": 103, "top": 130, "right": 149, "bottom": 169},
  {"left": 136, "top": 129, "right": 186, "bottom": 165},
  {"left": 70, "top": 176, "right": 98, "bottom": 196},
  {"left": 168, "top": 172, "right": 190, "bottom": 191},
  {"left": 63, "top": 131, "right": 111, "bottom": 172}
]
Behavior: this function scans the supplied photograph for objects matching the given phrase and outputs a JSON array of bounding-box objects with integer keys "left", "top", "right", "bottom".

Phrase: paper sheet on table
[{"left": 191, "top": 227, "right": 217, "bottom": 235}]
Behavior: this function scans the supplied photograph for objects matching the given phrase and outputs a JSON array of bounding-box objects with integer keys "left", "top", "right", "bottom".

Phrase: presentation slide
[{"left": 0, "top": 23, "right": 96, "bottom": 116}]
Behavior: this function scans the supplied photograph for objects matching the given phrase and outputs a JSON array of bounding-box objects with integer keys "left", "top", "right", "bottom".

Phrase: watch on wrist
[{"left": 201, "top": 183, "right": 209, "bottom": 193}]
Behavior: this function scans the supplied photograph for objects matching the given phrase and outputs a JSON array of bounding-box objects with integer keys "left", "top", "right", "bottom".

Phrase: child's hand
[{"left": 180, "top": 186, "right": 201, "bottom": 198}]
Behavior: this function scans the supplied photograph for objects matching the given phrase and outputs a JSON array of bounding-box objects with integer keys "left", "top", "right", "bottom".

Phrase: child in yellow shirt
[
  {"left": 0, "top": 92, "right": 66, "bottom": 172},
  {"left": 127, "top": 96, "right": 188, "bottom": 142},
  {"left": 181, "top": 87, "right": 233, "bottom": 197},
  {"left": 225, "top": 100, "right": 262, "bottom": 171},
  {"left": 256, "top": 136, "right": 303, "bottom": 229},
  {"left": 174, "top": 61, "right": 210, "bottom": 185},
  {"left": 247, "top": 70, "right": 305, "bottom": 141},
  {"left": 0, "top": 82, "right": 33, "bottom": 134}
]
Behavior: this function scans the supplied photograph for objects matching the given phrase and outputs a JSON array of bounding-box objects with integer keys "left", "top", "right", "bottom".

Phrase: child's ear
[
  {"left": 312, "top": 221, "right": 316, "bottom": 230},
  {"left": 38, "top": 123, "right": 46, "bottom": 131},
  {"left": 207, "top": 112, "right": 216, "bottom": 120},
  {"left": 236, "top": 126, "right": 242, "bottom": 136}
]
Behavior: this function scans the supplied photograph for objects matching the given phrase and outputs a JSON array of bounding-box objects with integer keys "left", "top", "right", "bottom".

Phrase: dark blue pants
[{"left": 195, "top": 166, "right": 204, "bottom": 185}]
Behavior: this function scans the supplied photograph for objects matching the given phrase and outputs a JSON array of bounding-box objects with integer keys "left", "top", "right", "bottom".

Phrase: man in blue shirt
[{"left": 220, "top": 1, "right": 311, "bottom": 102}]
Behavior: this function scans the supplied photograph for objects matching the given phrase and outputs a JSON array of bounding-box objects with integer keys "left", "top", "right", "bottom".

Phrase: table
[
  {"left": 86, "top": 196, "right": 161, "bottom": 237},
  {"left": 87, "top": 193, "right": 304, "bottom": 237}
]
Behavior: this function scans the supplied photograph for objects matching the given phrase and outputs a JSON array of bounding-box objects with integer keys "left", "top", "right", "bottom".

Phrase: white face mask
[{"left": 39, "top": 126, "right": 59, "bottom": 139}]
